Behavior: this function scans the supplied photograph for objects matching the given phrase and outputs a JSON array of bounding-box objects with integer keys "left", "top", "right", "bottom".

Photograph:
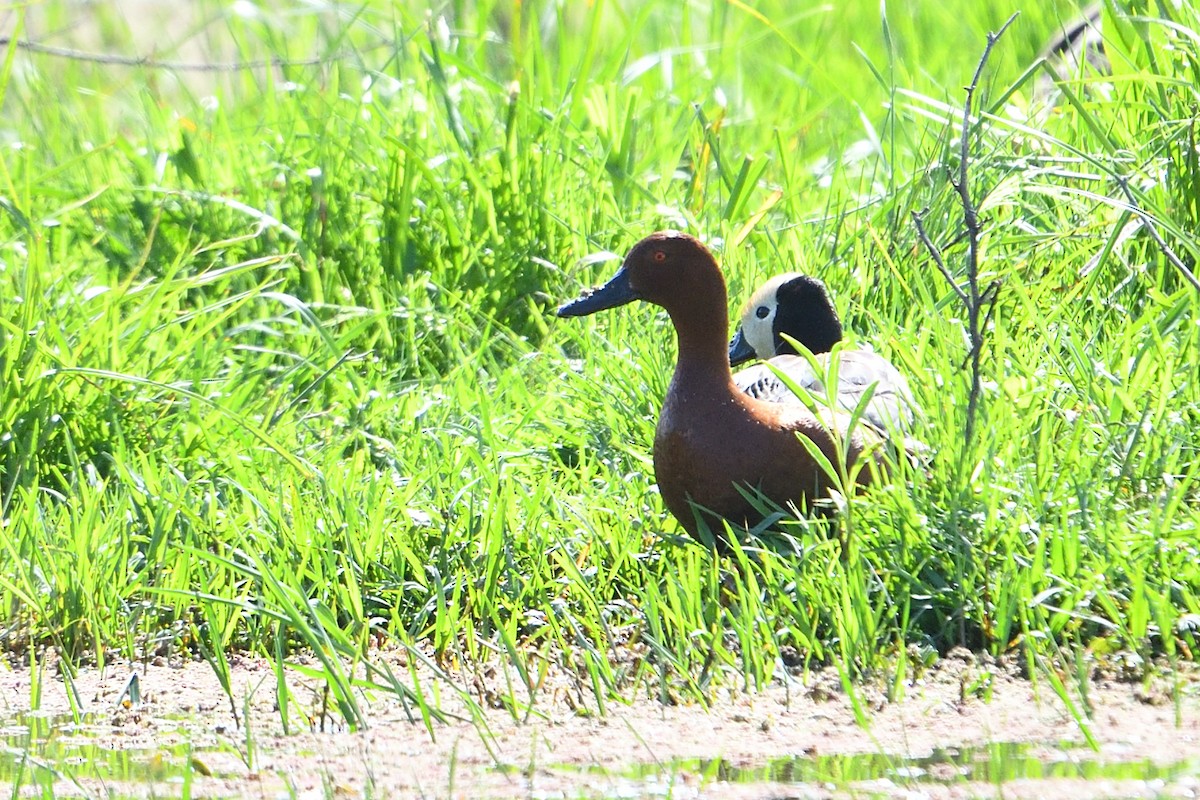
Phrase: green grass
[{"left": 1, "top": 0, "right": 1198, "bottom": 728}]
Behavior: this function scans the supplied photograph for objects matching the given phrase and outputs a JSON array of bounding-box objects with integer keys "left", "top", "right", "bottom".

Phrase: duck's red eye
[{"left": 651, "top": 250, "right": 667, "bottom": 263}]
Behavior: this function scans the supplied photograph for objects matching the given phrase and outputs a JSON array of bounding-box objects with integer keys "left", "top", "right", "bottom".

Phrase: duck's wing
[
  {"left": 832, "top": 351, "right": 919, "bottom": 434},
  {"left": 735, "top": 352, "right": 920, "bottom": 435},
  {"left": 733, "top": 355, "right": 825, "bottom": 405}
]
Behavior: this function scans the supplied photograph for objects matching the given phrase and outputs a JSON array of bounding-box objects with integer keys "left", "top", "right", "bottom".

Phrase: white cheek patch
[
  {"left": 740, "top": 273, "right": 806, "bottom": 359},
  {"left": 744, "top": 305, "right": 777, "bottom": 358}
]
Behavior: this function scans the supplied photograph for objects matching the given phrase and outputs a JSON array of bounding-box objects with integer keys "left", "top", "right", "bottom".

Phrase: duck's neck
[{"left": 664, "top": 290, "right": 739, "bottom": 397}]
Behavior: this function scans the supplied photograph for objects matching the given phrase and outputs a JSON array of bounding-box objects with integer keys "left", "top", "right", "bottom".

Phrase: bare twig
[
  {"left": 912, "top": 211, "right": 968, "bottom": 305},
  {"left": 0, "top": 36, "right": 352, "bottom": 72},
  {"left": 966, "top": 279, "right": 1003, "bottom": 371},
  {"left": 1113, "top": 176, "right": 1200, "bottom": 291},
  {"left": 913, "top": 12, "right": 1018, "bottom": 452}
]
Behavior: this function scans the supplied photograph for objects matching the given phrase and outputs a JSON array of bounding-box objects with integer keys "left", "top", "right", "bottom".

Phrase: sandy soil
[{"left": 1, "top": 650, "right": 1197, "bottom": 799}]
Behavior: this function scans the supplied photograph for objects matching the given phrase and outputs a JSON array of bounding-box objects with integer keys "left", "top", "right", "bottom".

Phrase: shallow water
[
  {"left": 1, "top": 710, "right": 232, "bottom": 796},
  {"left": 573, "top": 740, "right": 1200, "bottom": 795},
  {"left": 4, "top": 710, "right": 1198, "bottom": 798}
]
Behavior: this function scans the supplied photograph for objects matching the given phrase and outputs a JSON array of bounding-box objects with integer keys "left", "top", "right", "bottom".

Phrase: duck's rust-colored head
[{"left": 557, "top": 232, "right": 726, "bottom": 323}]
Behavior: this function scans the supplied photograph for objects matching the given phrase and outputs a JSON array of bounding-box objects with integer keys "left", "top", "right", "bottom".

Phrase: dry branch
[
  {"left": 912, "top": 13, "right": 1018, "bottom": 451},
  {"left": 0, "top": 36, "right": 352, "bottom": 72}
]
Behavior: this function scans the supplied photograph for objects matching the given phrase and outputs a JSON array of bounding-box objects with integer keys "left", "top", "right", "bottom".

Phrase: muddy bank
[{"left": 1, "top": 652, "right": 1197, "bottom": 798}]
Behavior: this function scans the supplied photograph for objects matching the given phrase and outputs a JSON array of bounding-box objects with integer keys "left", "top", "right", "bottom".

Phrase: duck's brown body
[
  {"left": 654, "top": 374, "right": 850, "bottom": 539},
  {"left": 558, "top": 231, "right": 873, "bottom": 545}
]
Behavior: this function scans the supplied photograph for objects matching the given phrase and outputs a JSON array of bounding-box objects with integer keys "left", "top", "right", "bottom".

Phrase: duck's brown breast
[{"left": 653, "top": 392, "right": 857, "bottom": 539}]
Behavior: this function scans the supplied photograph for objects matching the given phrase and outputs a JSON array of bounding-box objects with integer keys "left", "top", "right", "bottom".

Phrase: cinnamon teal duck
[
  {"left": 557, "top": 232, "right": 879, "bottom": 547},
  {"left": 729, "top": 272, "right": 918, "bottom": 437}
]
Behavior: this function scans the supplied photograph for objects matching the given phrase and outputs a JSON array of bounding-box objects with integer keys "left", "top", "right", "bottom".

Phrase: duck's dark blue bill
[
  {"left": 556, "top": 266, "right": 639, "bottom": 317},
  {"left": 728, "top": 328, "right": 756, "bottom": 367}
]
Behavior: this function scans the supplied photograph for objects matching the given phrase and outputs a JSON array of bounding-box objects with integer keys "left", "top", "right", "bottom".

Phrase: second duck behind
[{"left": 729, "top": 272, "right": 918, "bottom": 436}]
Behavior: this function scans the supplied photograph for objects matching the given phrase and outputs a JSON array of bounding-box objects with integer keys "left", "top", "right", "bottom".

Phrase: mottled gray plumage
[{"left": 729, "top": 273, "right": 919, "bottom": 437}]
